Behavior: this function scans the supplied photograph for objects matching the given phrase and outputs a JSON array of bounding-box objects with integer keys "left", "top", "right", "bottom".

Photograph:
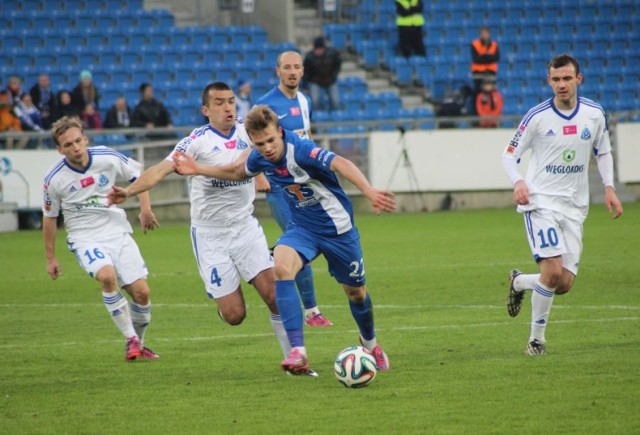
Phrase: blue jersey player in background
[
  {"left": 173, "top": 105, "right": 396, "bottom": 375},
  {"left": 254, "top": 50, "right": 333, "bottom": 327}
]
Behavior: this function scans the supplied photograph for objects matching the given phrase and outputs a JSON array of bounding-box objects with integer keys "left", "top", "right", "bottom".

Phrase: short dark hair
[
  {"left": 201, "top": 81, "right": 232, "bottom": 106},
  {"left": 548, "top": 54, "right": 580, "bottom": 76},
  {"left": 244, "top": 105, "right": 279, "bottom": 137},
  {"left": 139, "top": 83, "right": 152, "bottom": 94}
]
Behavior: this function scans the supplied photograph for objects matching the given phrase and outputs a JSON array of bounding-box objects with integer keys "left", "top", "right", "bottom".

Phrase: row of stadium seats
[
  {"left": 325, "top": 0, "right": 639, "bottom": 116},
  {"left": 1, "top": 0, "right": 143, "bottom": 12}
]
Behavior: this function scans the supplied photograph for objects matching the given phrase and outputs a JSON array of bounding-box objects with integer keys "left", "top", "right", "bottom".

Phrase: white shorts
[
  {"left": 190, "top": 216, "right": 273, "bottom": 299},
  {"left": 68, "top": 233, "right": 148, "bottom": 287},
  {"left": 522, "top": 209, "right": 583, "bottom": 275}
]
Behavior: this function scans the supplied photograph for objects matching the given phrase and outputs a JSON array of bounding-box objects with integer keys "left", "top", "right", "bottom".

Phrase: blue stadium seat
[
  {"left": 390, "top": 57, "right": 413, "bottom": 86},
  {"left": 324, "top": 23, "right": 347, "bottom": 50}
]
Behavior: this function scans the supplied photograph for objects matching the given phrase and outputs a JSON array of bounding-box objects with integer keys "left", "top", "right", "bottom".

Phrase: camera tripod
[{"left": 386, "top": 127, "right": 428, "bottom": 211}]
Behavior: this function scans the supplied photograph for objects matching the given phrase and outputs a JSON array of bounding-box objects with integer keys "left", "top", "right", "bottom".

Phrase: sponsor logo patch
[
  {"left": 507, "top": 145, "right": 516, "bottom": 154},
  {"left": 310, "top": 147, "right": 321, "bottom": 158},
  {"left": 80, "top": 176, "right": 94, "bottom": 188},
  {"left": 563, "top": 125, "right": 577, "bottom": 135},
  {"left": 275, "top": 167, "right": 289, "bottom": 176},
  {"left": 224, "top": 140, "right": 236, "bottom": 149},
  {"left": 290, "top": 107, "right": 301, "bottom": 116}
]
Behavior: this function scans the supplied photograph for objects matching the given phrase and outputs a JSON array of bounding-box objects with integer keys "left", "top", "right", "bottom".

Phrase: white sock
[
  {"left": 270, "top": 313, "right": 291, "bottom": 357},
  {"left": 103, "top": 291, "right": 136, "bottom": 339},
  {"left": 530, "top": 281, "right": 555, "bottom": 343},
  {"left": 514, "top": 273, "right": 541, "bottom": 292},
  {"left": 304, "top": 307, "right": 320, "bottom": 318},
  {"left": 360, "top": 336, "right": 378, "bottom": 352},
  {"left": 130, "top": 301, "right": 151, "bottom": 343}
]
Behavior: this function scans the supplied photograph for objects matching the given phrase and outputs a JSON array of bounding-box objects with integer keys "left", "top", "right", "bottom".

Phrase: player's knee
[
  {"left": 555, "top": 285, "right": 572, "bottom": 295},
  {"left": 273, "top": 263, "right": 295, "bottom": 281},
  {"left": 219, "top": 307, "right": 246, "bottom": 326},
  {"left": 95, "top": 266, "right": 118, "bottom": 291}
]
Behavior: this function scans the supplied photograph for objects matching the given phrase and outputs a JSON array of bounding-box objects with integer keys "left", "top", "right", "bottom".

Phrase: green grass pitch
[{"left": 1, "top": 203, "right": 638, "bottom": 434}]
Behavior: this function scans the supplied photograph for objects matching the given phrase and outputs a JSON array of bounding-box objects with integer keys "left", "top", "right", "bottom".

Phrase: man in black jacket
[
  {"left": 303, "top": 37, "right": 342, "bottom": 112},
  {"left": 131, "top": 83, "right": 172, "bottom": 129},
  {"left": 29, "top": 74, "right": 58, "bottom": 129}
]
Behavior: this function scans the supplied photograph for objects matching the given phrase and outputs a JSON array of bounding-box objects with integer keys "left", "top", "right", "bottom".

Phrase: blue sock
[
  {"left": 295, "top": 264, "right": 316, "bottom": 310},
  {"left": 349, "top": 292, "right": 375, "bottom": 341},
  {"left": 276, "top": 279, "right": 304, "bottom": 348}
]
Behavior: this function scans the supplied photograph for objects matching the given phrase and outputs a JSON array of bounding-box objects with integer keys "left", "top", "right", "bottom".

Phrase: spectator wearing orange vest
[
  {"left": 470, "top": 27, "right": 500, "bottom": 114},
  {"left": 475, "top": 79, "right": 503, "bottom": 128}
]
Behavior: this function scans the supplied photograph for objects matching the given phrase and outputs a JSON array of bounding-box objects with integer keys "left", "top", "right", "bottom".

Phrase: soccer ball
[{"left": 334, "top": 346, "right": 377, "bottom": 388}]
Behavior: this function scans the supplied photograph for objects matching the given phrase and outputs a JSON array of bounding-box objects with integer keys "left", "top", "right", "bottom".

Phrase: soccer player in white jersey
[
  {"left": 502, "top": 54, "right": 623, "bottom": 355},
  {"left": 254, "top": 50, "right": 333, "bottom": 327},
  {"left": 108, "top": 82, "right": 295, "bottom": 370},
  {"left": 172, "top": 105, "right": 396, "bottom": 375},
  {"left": 43, "top": 116, "right": 160, "bottom": 361}
]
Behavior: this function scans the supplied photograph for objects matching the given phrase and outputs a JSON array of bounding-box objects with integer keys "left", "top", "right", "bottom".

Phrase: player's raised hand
[
  {"left": 108, "top": 185, "right": 129, "bottom": 205},
  {"left": 47, "top": 258, "right": 62, "bottom": 280},
  {"left": 172, "top": 152, "right": 200, "bottom": 176},
  {"left": 513, "top": 180, "right": 529, "bottom": 205},
  {"left": 139, "top": 209, "right": 160, "bottom": 234},
  {"left": 604, "top": 187, "right": 623, "bottom": 219},
  {"left": 366, "top": 189, "right": 396, "bottom": 214}
]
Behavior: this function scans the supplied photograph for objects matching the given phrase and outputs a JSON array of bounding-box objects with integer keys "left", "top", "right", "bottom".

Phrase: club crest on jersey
[
  {"left": 290, "top": 107, "right": 301, "bottom": 116},
  {"left": 518, "top": 124, "right": 526, "bottom": 131},
  {"left": 98, "top": 174, "right": 109, "bottom": 187},
  {"left": 80, "top": 176, "right": 95, "bottom": 188},
  {"left": 563, "top": 125, "right": 577, "bottom": 135},
  {"left": 275, "top": 167, "right": 289, "bottom": 176},
  {"left": 224, "top": 140, "right": 236, "bottom": 149},
  {"left": 581, "top": 127, "right": 591, "bottom": 140},
  {"left": 237, "top": 139, "right": 249, "bottom": 150},
  {"left": 562, "top": 149, "right": 576, "bottom": 163}
]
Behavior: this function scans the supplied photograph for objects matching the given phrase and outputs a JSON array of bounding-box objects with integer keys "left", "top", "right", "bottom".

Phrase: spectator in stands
[
  {"left": 104, "top": 96, "right": 132, "bottom": 129},
  {"left": 0, "top": 90, "right": 26, "bottom": 149},
  {"left": 131, "top": 83, "right": 172, "bottom": 129},
  {"left": 470, "top": 26, "right": 500, "bottom": 113},
  {"left": 82, "top": 103, "right": 102, "bottom": 130},
  {"left": 303, "top": 36, "right": 342, "bottom": 112},
  {"left": 52, "top": 90, "right": 81, "bottom": 123},
  {"left": 395, "top": 0, "right": 426, "bottom": 58},
  {"left": 4, "top": 76, "right": 23, "bottom": 107},
  {"left": 30, "top": 74, "right": 57, "bottom": 129},
  {"left": 235, "top": 79, "right": 252, "bottom": 119},
  {"left": 14, "top": 92, "right": 44, "bottom": 132},
  {"left": 475, "top": 79, "right": 503, "bottom": 128},
  {"left": 71, "top": 70, "right": 100, "bottom": 114}
]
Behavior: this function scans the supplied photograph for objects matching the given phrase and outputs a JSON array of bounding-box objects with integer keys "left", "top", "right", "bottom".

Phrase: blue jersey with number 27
[{"left": 245, "top": 130, "right": 354, "bottom": 237}]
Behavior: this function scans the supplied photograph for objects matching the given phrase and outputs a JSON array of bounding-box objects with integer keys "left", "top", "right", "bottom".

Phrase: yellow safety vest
[{"left": 396, "top": 0, "right": 425, "bottom": 27}]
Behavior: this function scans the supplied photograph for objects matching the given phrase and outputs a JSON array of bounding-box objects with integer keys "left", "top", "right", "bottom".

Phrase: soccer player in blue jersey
[
  {"left": 173, "top": 105, "right": 396, "bottom": 374},
  {"left": 502, "top": 54, "right": 623, "bottom": 355},
  {"left": 254, "top": 50, "right": 333, "bottom": 327}
]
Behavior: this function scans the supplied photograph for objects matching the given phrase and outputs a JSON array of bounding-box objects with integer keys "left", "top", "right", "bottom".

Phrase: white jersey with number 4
[
  {"left": 503, "top": 96, "right": 611, "bottom": 221},
  {"left": 43, "top": 147, "right": 141, "bottom": 241},
  {"left": 167, "top": 122, "right": 255, "bottom": 226}
]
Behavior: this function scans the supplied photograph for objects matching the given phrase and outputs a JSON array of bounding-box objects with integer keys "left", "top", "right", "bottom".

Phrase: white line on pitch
[{"left": 0, "top": 316, "right": 637, "bottom": 350}]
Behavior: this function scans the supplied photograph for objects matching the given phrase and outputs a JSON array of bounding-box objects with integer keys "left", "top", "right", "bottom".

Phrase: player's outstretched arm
[
  {"left": 108, "top": 160, "right": 174, "bottom": 206},
  {"left": 137, "top": 191, "right": 160, "bottom": 234},
  {"left": 43, "top": 216, "right": 62, "bottom": 280},
  {"left": 172, "top": 152, "right": 249, "bottom": 181},
  {"left": 604, "top": 186, "right": 623, "bottom": 219},
  {"left": 330, "top": 156, "right": 396, "bottom": 214}
]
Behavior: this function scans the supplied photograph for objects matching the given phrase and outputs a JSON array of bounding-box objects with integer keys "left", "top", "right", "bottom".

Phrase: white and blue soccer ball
[{"left": 334, "top": 346, "right": 377, "bottom": 388}]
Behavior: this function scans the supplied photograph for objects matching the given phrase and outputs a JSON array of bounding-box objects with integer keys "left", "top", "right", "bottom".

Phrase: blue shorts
[
  {"left": 266, "top": 188, "right": 290, "bottom": 232},
  {"left": 276, "top": 225, "right": 365, "bottom": 287}
]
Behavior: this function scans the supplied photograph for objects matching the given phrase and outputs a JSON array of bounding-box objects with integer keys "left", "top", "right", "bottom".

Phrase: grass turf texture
[{"left": 1, "top": 204, "right": 638, "bottom": 434}]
